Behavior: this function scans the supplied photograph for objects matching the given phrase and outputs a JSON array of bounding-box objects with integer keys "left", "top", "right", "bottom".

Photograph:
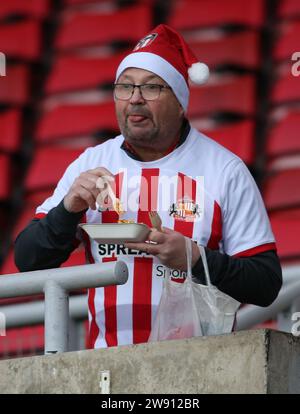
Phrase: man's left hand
[{"left": 125, "top": 227, "right": 200, "bottom": 271}]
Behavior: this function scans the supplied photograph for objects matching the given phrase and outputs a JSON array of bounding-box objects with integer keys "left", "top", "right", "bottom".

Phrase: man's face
[{"left": 115, "top": 68, "right": 184, "bottom": 151}]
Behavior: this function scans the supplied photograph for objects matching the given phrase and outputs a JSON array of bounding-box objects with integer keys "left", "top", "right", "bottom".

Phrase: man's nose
[{"left": 129, "top": 86, "right": 145, "bottom": 104}]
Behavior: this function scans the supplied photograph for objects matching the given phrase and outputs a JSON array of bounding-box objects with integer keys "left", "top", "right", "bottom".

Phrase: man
[{"left": 15, "top": 25, "right": 282, "bottom": 348}]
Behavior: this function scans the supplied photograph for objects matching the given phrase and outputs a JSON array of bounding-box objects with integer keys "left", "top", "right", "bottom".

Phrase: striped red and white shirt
[{"left": 36, "top": 127, "right": 276, "bottom": 348}]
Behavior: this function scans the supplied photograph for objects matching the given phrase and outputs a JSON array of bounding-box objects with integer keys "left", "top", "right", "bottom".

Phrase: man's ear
[{"left": 178, "top": 102, "right": 185, "bottom": 117}]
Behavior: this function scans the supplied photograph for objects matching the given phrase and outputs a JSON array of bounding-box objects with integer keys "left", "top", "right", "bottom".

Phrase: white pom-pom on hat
[{"left": 188, "top": 62, "right": 210, "bottom": 84}]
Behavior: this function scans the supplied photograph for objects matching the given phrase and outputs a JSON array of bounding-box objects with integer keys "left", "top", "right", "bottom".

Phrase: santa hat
[{"left": 115, "top": 24, "right": 209, "bottom": 111}]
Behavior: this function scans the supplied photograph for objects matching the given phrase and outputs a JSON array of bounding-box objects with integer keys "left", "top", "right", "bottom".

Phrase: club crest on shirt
[
  {"left": 169, "top": 197, "right": 201, "bottom": 221},
  {"left": 133, "top": 33, "right": 158, "bottom": 50}
]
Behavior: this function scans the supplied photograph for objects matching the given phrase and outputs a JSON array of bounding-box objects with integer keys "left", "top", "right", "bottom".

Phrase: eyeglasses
[{"left": 114, "top": 83, "right": 171, "bottom": 101}]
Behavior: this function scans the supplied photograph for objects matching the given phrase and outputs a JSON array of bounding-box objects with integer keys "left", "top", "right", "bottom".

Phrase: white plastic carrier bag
[{"left": 149, "top": 238, "right": 240, "bottom": 341}]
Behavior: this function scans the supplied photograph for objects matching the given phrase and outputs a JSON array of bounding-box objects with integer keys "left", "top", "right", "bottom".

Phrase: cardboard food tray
[{"left": 79, "top": 223, "right": 150, "bottom": 244}]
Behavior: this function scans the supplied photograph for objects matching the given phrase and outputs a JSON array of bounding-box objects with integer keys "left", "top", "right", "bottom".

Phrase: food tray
[{"left": 79, "top": 223, "right": 150, "bottom": 244}]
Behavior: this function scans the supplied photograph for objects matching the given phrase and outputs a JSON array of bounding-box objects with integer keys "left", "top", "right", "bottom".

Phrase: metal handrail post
[
  {"left": 0, "top": 261, "right": 128, "bottom": 355},
  {"left": 44, "top": 280, "right": 69, "bottom": 354}
]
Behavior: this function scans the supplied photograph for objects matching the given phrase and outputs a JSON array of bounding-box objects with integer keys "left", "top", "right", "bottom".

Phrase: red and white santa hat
[{"left": 116, "top": 24, "right": 209, "bottom": 111}]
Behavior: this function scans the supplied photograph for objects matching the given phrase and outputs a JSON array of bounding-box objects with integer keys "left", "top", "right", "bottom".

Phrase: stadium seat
[
  {"left": 63, "top": 0, "right": 109, "bottom": 4},
  {"left": 45, "top": 51, "right": 128, "bottom": 95},
  {"left": 63, "top": 0, "right": 154, "bottom": 5},
  {"left": 24, "top": 189, "right": 55, "bottom": 208},
  {"left": 0, "top": 251, "right": 43, "bottom": 308},
  {"left": 168, "top": 0, "right": 265, "bottom": 30},
  {"left": 0, "top": 190, "right": 54, "bottom": 285},
  {"left": 0, "top": 249, "right": 17, "bottom": 276},
  {"left": 277, "top": 0, "right": 300, "bottom": 20},
  {"left": 0, "top": 0, "right": 49, "bottom": 20},
  {"left": 0, "top": 243, "right": 85, "bottom": 278},
  {"left": 63, "top": 0, "right": 114, "bottom": 5},
  {"left": 266, "top": 111, "right": 300, "bottom": 158},
  {"left": 270, "top": 209, "right": 300, "bottom": 259},
  {"left": 0, "top": 187, "right": 85, "bottom": 304},
  {"left": 199, "top": 120, "right": 255, "bottom": 165},
  {"left": 0, "top": 20, "right": 41, "bottom": 61},
  {"left": 9, "top": 190, "right": 57, "bottom": 243},
  {"left": 35, "top": 101, "right": 118, "bottom": 143},
  {"left": 61, "top": 246, "right": 86, "bottom": 267},
  {"left": 273, "top": 21, "right": 300, "bottom": 62},
  {"left": 0, "top": 154, "right": 10, "bottom": 200},
  {"left": 11, "top": 197, "right": 51, "bottom": 242},
  {"left": 24, "top": 147, "right": 85, "bottom": 192},
  {"left": 0, "top": 325, "right": 44, "bottom": 358},
  {"left": 55, "top": 5, "right": 151, "bottom": 51},
  {"left": 0, "top": 64, "right": 30, "bottom": 106},
  {"left": 0, "top": 110, "right": 22, "bottom": 153},
  {"left": 263, "top": 169, "right": 300, "bottom": 210},
  {"left": 271, "top": 66, "right": 300, "bottom": 105},
  {"left": 188, "top": 30, "right": 260, "bottom": 70},
  {"left": 188, "top": 75, "right": 256, "bottom": 117}
]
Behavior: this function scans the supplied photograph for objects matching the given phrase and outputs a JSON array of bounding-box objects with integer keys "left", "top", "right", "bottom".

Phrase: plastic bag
[{"left": 149, "top": 238, "right": 240, "bottom": 342}]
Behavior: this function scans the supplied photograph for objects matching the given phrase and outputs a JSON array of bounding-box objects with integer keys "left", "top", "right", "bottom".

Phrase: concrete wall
[{"left": 0, "top": 329, "right": 299, "bottom": 394}]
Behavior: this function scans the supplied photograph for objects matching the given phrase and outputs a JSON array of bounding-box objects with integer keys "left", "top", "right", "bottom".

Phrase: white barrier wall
[{"left": 0, "top": 329, "right": 299, "bottom": 394}]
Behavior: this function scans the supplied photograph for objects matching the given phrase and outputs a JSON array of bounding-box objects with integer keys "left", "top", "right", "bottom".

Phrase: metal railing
[
  {"left": 1, "top": 263, "right": 299, "bottom": 356},
  {"left": 236, "top": 280, "right": 300, "bottom": 330},
  {"left": 236, "top": 264, "right": 300, "bottom": 331},
  {"left": 0, "top": 262, "right": 128, "bottom": 354}
]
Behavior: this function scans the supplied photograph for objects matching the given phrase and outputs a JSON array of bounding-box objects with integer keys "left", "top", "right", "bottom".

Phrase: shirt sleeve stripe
[{"left": 233, "top": 242, "right": 277, "bottom": 257}]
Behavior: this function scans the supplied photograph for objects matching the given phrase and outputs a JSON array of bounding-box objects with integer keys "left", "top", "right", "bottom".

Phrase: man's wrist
[{"left": 47, "top": 200, "right": 86, "bottom": 233}]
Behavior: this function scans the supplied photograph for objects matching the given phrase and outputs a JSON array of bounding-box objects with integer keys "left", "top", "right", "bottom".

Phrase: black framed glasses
[{"left": 114, "top": 83, "right": 171, "bottom": 101}]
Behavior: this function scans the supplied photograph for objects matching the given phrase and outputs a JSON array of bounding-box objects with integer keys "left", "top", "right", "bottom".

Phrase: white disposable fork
[
  {"left": 96, "top": 179, "right": 124, "bottom": 216},
  {"left": 148, "top": 211, "right": 162, "bottom": 232}
]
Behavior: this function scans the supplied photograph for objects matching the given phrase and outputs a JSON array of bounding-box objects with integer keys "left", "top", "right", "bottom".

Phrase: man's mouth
[{"left": 127, "top": 114, "right": 149, "bottom": 123}]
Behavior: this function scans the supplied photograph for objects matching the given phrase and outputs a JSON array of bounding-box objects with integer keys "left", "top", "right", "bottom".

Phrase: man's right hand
[{"left": 63, "top": 167, "right": 115, "bottom": 213}]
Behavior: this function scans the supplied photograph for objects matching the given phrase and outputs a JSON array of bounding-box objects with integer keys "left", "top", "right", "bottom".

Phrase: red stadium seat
[
  {"left": 0, "top": 0, "right": 50, "bottom": 20},
  {"left": 168, "top": 0, "right": 265, "bottom": 30},
  {"left": 45, "top": 51, "right": 128, "bottom": 95},
  {"left": 273, "top": 21, "right": 300, "bottom": 62},
  {"left": 10, "top": 190, "right": 56, "bottom": 240},
  {"left": 1, "top": 186, "right": 84, "bottom": 278},
  {"left": 35, "top": 101, "right": 118, "bottom": 143},
  {"left": 271, "top": 67, "right": 300, "bottom": 105},
  {"left": 270, "top": 209, "right": 300, "bottom": 259},
  {"left": 266, "top": 111, "right": 300, "bottom": 158},
  {"left": 0, "top": 65, "right": 30, "bottom": 106},
  {"left": 63, "top": 0, "right": 154, "bottom": 5},
  {"left": 0, "top": 21, "right": 41, "bottom": 61},
  {"left": 11, "top": 203, "right": 47, "bottom": 242},
  {"left": 278, "top": 0, "right": 300, "bottom": 20},
  {"left": 263, "top": 169, "right": 300, "bottom": 210},
  {"left": 188, "top": 75, "right": 256, "bottom": 117},
  {"left": 0, "top": 249, "right": 18, "bottom": 276},
  {"left": 199, "top": 120, "right": 255, "bottom": 165},
  {"left": 0, "top": 325, "right": 44, "bottom": 358},
  {"left": 1, "top": 244, "right": 86, "bottom": 278},
  {"left": 0, "top": 110, "right": 22, "bottom": 153},
  {"left": 25, "top": 147, "right": 85, "bottom": 192},
  {"left": 63, "top": 0, "right": 113, "bottom": 5},
  {"left": 0, "top": 154, "right": 10, "bottom": 200},
  {"left": 24, "top": 189, "right": 55, "bottom": 208},
  {"left": 61, "top": 246, "right": 86, "bottom": 267},
  {"left": 188, "top": 30, "right": 260, "bottom": 70},
  {"left": 0, "top": 191, "right": 50, "bottom": 277},
  {"left": 0, "top": 249, "right": 43, "bottom": 306},
  {"left": 55, "top": 5, "right": 151, "bottom": 51}
]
